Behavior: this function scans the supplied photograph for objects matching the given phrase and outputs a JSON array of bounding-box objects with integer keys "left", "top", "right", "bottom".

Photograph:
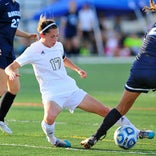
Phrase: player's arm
[
  {"left": 5, "top": 61, "right": 21, "bottom": 81},
  {"left": 15, "top": 29, "right": 38, "bottom": 41},
  {"left": 63, "top": 57, "right": 87, "bottom": 78}
]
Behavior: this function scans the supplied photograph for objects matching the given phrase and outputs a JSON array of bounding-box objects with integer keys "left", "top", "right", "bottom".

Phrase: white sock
[
  {"left": 41, "top": 120, "right": 57, "bottom": 145},
  {"left": 116, "top": 116, "right": 140, "bottom": 134}
]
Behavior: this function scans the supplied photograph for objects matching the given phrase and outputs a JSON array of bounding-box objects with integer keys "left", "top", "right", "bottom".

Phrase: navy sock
[
  {"left": 94, "top": 108, "right": 122, "bottom": 140},
  {"left": 0, "top": 92, "right": 16, "bottom": 121}
]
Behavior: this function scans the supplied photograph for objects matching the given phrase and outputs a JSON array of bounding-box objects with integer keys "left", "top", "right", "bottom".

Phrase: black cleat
[{"left": 81, "top": 136, "right": 98, "bottom": 149}]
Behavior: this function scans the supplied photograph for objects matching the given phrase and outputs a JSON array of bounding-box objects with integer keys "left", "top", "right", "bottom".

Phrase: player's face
[{"left": 45, "top": 28, "right": 59, "bottom": 47}]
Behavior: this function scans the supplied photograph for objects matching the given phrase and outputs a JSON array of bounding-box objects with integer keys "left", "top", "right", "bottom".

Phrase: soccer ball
[{"left": 114, "top": 125, "right": 138, "bottom": 149}]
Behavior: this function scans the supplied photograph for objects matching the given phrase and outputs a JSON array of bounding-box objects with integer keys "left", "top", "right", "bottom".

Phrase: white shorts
[{"left": 42, "top": 89, "right": 87, "bottom": 113}]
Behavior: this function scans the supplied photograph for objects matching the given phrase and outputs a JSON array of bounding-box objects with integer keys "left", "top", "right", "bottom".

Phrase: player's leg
[
  {"left": 116, "top": 90, "right": 155, "bottom": 139},
  {"left": 80, "top": 90, "right": 140, "bottom": 149},
  {"left": 41, "top": 101, "right": 71, "bottom": 147},
  {"left": 0, "top": 68, "right": 20, "bottom": 134},
  {"left": 0, "top": 68, "right": 7, "bottom": 96},
  {"left": 80, "top": 91, "right": 155, "bottom": 149},
  {"left": 78, "top": 93, "right": 139, "bottom": 132},
  {"left": 77, "top": 94, "right": 110, "bottom": 116}
]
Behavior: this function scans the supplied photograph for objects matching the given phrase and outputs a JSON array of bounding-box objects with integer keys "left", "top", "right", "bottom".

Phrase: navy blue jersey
[
  {"left": 64, "top": 11, "right": 78, "bottom": 38},
  {"left": 0, "top": 0, "right": 20, "bottom": 57},
  {"left": 139, "top": 23, "right": 156, "bottom": 57},
  {"left": 125, "top": 23, "right": 156, "bottom": 93}
]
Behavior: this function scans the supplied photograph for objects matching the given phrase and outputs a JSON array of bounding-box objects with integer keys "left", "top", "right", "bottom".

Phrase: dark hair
[
  {"left": 143, "top": 0, "right": 156, "bottom": 12},
  {"left": 37, "top": 15, "right": 57, "bottom": 34}
]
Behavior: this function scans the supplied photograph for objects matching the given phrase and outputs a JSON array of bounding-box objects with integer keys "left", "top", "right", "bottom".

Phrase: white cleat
[{"left": 0, "top": 121, "right": 12, "bottom": 134}]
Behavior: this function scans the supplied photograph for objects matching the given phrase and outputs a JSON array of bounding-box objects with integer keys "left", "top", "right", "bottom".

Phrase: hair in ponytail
[{"left": 143, "top": 0, "right": 156, "bottom": 12}]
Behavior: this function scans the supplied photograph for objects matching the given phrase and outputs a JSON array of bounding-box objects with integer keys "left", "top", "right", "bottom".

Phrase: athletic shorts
[
  {"left": 0, "top": 55, "right": 15, "bottom": 69},
  {"left": 42, "top": 89, "right": 87, "bottom": 113},
  {"left": 125, "top": 54, "right": 156, "bottom": 93}
]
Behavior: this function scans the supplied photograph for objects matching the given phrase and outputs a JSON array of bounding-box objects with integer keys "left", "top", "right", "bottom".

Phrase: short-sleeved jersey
[
  {"left": 125, "top": 23, "right": 156, "bottom": 92},
  {"left": 16, "top": 40, "right": 79, "bottom": 98},
  {"left": 0, "top": 0, "right": 20, "bottom": 57},
  {"left": 139, "top": 23, "right": 156, "bottom": 57}
]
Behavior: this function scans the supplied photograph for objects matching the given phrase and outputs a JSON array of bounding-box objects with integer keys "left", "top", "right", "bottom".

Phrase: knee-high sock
[
  {"left": 116, "top": 116, "right": 140, "bottom": 133},
  {"left": 0, "top": 92, "right": 16, "bottom": 121},
  {"left": 41, "top": 120, "right": 57, "bottom": 145},
  {"left": 94, "top": 108, "right": 122, "bottom": 140}
]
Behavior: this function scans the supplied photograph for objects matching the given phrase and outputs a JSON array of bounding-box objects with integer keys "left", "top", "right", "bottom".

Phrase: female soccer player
[
  {"left": 80, "top": 0, "right": 156, "bottom": 149},
  {"left": 5, "top": 15, "right": 153, "bottom": 148},
  {"left": 0, "top": 0, "right": 38, "bottom": 134}
]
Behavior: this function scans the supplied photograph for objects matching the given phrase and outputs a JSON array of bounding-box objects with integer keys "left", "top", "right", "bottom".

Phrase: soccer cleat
[
  {"left": 80, "top": 136, "right": 98, "bottom": 149},
  {"left": 139, "top": 130, "right": 155, "bottom": 139},
  {"left": 55, "top": 139, "right": 71, "bottom": 148},
  {"left": 0, "top": 121, "right": 12, "bottom": 134}
]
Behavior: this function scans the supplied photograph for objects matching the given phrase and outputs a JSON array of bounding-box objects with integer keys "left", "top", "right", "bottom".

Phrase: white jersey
[{"left": 16, "top": 40, "right": 79, "bottom": 99}]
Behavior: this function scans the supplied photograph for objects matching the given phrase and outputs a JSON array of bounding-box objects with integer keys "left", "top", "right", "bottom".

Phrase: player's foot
[
  {"left": 81, "top": 136, "right": 98, "bottom": 149},
  {"left": 139, "top": 130, "right": 155, "bottom": 139},
  {"left": 55, "top": 139, "right": 71, "bottom": 148},
  {"left": 0, "top": 121, "right": 12, "bottom": 134}
]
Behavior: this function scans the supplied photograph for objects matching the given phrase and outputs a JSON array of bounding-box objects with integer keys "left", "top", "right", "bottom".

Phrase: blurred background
[{"left": 15, "top": 0, "right": 155, "bottom": 58}]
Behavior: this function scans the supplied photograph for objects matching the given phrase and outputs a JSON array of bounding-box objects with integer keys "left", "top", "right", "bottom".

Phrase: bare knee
[{"left": 8, "top": 81, "right": 20, "bottom": 95}]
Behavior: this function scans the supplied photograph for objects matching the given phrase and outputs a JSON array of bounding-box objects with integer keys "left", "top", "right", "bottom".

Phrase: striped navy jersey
[
  {"left": 0, "top": 0, "right": 20, "bottom": 57},
  {"left": 139, "top": 23, "right": 156, "bottom": 57}
]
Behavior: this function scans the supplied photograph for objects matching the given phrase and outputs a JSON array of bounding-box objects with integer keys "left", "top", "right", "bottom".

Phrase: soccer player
[
  {"left": 5, "top": 15, "right": 154, "bottom": 148},
  {"left": 0, "top": 0, "right": 38, "bottom": 134},
  {"left": 80, "top": 0, "right": 156, "bottom": 149}
]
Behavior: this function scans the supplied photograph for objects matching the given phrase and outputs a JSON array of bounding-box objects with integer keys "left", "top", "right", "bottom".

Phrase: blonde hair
[
  {"left": 37, "top": 15, "right": 57, "bottom": 34},
  {"left": 143, "top": 0, "right": 156, "bottom": 12}
]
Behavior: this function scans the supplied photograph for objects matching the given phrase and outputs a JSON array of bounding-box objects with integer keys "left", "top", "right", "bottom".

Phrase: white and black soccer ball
[{"left": 114, "top": 125, "right": 138, "bottom": 149}]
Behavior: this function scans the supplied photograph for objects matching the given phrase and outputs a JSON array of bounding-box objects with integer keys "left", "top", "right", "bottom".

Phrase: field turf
[{"left": 0, "top": 58, "right": 156, "bottom": 156}]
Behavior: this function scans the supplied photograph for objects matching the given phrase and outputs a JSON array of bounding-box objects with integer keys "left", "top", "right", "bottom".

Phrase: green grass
[{"left": 1, "top": 61, "right": 156, "bottom": 156}]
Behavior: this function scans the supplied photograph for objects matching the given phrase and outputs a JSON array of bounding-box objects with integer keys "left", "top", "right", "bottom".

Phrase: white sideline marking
[
  {"left": 7, "top": 119, "right": 67, "bottom": 125},
  {"left": 0, "top": 143, "right": 156, "bottom": 155},
  {"left": 20, "top": 57, "right": 135, "bottom": 74},
  {"left": 71, "top": 56, "right": 135, "bottom": 64}
]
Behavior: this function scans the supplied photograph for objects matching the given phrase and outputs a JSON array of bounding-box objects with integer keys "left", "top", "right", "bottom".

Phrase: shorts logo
[{"left": 0, "top": 49, "right": 2, "bottom": 55}]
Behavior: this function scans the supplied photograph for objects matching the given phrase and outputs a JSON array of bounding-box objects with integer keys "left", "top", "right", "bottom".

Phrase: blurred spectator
[
  {"left": 105, "top": 31, "right": 120, "bottom": 57},
  {"left": 78, "top": 2, "right": 96, "bottom": 55},
  {"left": 98, "top": 13, "right": 109, "bottom": 54},
  {"left": 118, "top": 33, "right": 131, "bottom": 57},
  {"left": 124, "top": 33, "right": 142, "bottom": 56},
  {"left": 61, "top": 0, "right": 80, "bottom": 56},
  {"left": 113, "top": 16, "right": 122, "bottom": 33}
]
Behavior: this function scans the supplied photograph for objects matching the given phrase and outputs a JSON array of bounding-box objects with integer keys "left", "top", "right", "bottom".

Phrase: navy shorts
[
  {"left": 125, "top": 54, "right": 156, "bottom": 93},
  {"left": 0, "top": 55, "right": 15, "bottom": 69}
]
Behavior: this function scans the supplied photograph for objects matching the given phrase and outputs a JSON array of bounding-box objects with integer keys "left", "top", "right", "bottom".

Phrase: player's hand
[
  {"left": 28, "top": 34, "right": 39, "bottom": 41},
  {"left": 77, "top": 69, "right": 87, "bottom": 78},
  {"left": 5, "top": 70, "right": 20, "bottom": 81}
]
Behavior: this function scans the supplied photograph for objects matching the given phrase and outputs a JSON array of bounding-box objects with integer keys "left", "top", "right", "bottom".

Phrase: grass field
[{"left": 0, "top": 57, "right": 156, "bottom": 156}]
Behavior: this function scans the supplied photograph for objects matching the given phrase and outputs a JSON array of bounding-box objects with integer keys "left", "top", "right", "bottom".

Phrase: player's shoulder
[
  {"left": 55, "top": 41, "right": 63, "bottom": 46},
  {"left": 0, "top": 0, "right": 19, "bottom": 9},
  {"left": 0, "top": 0, "right": 8, "bottom": 6},
  {"left": 23, "top": 41, "right": 43, "bottom": 56},
  {"left": 151, "top": 22, "right": 156, "bottom": 28},
  {"left": 29, "top": 40, "right": 39, "bottom": 47},
  {"left": 25, "top": 41, "right": 40, "bottom": 52},
  {"left": 55, "top": 41, "right": 63, "bottom": 49}
]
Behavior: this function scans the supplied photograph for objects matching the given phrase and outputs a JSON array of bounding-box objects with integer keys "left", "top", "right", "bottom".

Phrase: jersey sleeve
[
  {"left": 59, "top": 42, "right": 66, "bottom": 59},
  {"left": 15, "top": 46, "right": 34, "bottom": 66}
]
